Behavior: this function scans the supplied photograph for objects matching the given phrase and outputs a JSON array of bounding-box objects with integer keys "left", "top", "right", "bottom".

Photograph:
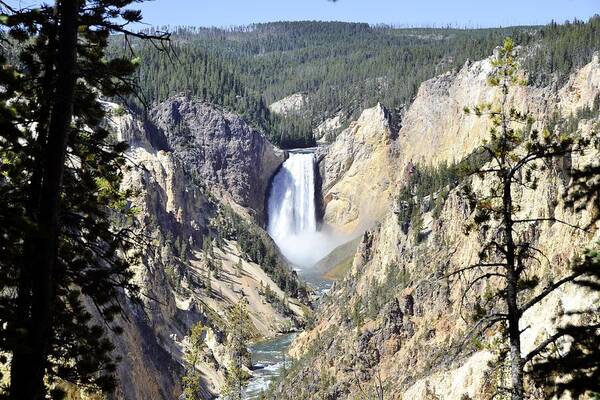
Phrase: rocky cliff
[
  {"left": 272, "top": 54, "right": 600, "bottom": 399},
  {"left": 318, "top": 53, "right": 600, "bottom": 232},
  {"left": 269, "top": 93, "right": 309, "bottom": 117},
  {"left": 399, "top": 53, "right": 600, "bottom": 165},
  {"left": 148, "top": 96, "right": 285, "bottom": 222},
  {"left": 317, "top": 103, "right": 398, "bottom": 234},
  {"left": 103, "top": 98, "right": 306, "bottom": 399}
]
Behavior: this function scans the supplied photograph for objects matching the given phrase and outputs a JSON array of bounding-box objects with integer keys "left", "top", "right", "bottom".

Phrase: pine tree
[
  {"left": 182, "top": 322, "right": 206, "bottom": 400},
  {"left": 0, "top": 1, "right": 169, "bottom": 398},
  {"left": 454, "top": 38, "right": 596, "bottom": 400},
  {"left": 221, "top": 362, "right": 251, "bottom": 400},
  {"left": 351, "top": 300, "right": 363, "bottom": 331},
  {"left": 205, "top": 269, "right": 212, "bottom": 294},
  {"left": 221, "top": 298, "right": 253, "bottom": 400},
  {"left": 410, "top": 198, "right": 424, "bottom": 243},
  {"left": 213, "top": 258, "right": 222, "bottom": 279}
]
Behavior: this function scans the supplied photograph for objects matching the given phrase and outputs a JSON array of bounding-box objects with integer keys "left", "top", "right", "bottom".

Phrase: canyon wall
[
  {"left": 274, "top": 53, "right": 600, "bottom": 399},
  {"left": 319, "top": 54, "right": 600, "bottom": 234},
  {"left": 104, "top": 98, "right": 304, "bottom": 399},
  {"left": 149, "top": 96, "right": 285, "bottom": 222},
  {"left": 317, "top": 103, "right": 398, "bottom": 233}
]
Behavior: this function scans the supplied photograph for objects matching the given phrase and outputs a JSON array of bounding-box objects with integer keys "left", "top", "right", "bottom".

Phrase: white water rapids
[{"left": 267, "top": 150, "right": 347, "bottom": 269}]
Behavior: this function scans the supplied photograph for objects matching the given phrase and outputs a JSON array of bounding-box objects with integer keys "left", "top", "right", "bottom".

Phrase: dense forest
[
  {"left": 525, "top": 17, "right": 600, "bottom": 85},
  {"left": 111, "top": 17, "right": 600, "bottom": 148}
]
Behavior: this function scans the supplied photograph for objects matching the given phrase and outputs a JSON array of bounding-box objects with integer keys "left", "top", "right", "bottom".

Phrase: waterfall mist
[{"left": 267, "top": 152, "right": 348, "bottom": 268}]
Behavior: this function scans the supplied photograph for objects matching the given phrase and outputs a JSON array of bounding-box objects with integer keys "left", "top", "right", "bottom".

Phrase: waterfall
[
  {"left": 267, "top": 152, "right": 317, "bottom": 239},
  {"left": 267, "top": 152, "right": 317, "bottom": 267},
  {"left": 267, "top": 150, "right": 350, "bottom": 268}
]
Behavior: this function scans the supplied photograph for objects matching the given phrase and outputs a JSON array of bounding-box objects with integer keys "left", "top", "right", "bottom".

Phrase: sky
[{"left": 131, "top": 0, "right": 600, "bottom": 29}]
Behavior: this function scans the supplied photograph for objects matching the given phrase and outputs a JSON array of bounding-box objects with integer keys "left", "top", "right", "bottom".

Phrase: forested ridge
[{"left": 111, "top": 17, "right": 600, "bottom": 148}]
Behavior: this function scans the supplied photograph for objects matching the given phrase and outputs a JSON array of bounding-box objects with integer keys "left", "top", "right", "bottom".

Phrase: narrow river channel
[
  {"left": 243, "top": 275, "right": 332, "bottom": 399},
  {"left": 243, "top": 333, "right": 298, "bottom": 399},
  {"left": 243, "top": 149, "right": 338, "bottom": 398}
]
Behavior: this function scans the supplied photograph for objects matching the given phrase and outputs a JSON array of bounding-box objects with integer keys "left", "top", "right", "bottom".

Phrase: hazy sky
[{"left": 132, "top": 0, "right": 599, "bottom": 28}]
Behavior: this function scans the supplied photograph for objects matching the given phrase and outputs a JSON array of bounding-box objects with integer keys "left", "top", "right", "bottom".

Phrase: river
[
  {"left": 243, "top": 149, "right": 335, "bottom": 399},
  {"left": 243, "top": 275, "right": 332, "bottom": 399},
  {"left": 243, "top": 333, "right": 298, "bottom": 399}
]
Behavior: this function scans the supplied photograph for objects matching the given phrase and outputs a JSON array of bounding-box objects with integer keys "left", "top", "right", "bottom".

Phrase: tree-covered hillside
[
  {"left": 525, "top": 17, "right": 600, "bottom": 85},
  {"left": 113, "top": 17, "right": 599, "bottom": 148},
  {"left": 186, "top": 22, "right": 530, "bottom": 117}
]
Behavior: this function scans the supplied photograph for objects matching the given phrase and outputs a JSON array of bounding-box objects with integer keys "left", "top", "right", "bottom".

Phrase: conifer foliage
[
  {"left": 0, "top": 1, "right": 168, "bottom": 398},
  {"left": 455, "top": 38, "right": 598, "bottom": 399},
  {"left": 221, "top": 299, "right": 253, "bottom": 400},
  {"left": 113, "top": 17, "right": 600, "bottom": 149},
  {"left": 182, "top": 322, "right": 207, "bottom": 400}
]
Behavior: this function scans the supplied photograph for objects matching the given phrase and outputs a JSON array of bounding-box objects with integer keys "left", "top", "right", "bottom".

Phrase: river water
[
  {"left": 243, "top": 333, "right": 298, "bottom": 399},
  {"left": 243, "top": 276, "right": 333, "bottom": 399},
  {"left": 243, "top": 150, "right": 334, "bottom": 399}
]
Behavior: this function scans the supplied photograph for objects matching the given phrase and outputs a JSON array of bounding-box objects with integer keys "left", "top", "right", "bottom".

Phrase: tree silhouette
[
  {"left": 528, "top": 245, "right": 600, "bottom": 398},
  {"left": 0, "top": 1, "right": 168, "bottom": 398},
  {"left": 527, "top": 136, "right": 600, "bottom": 397}
]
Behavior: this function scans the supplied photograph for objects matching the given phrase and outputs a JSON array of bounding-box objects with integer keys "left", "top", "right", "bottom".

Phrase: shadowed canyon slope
[
  {"left": 105, "top": 99, "right": 306, "bottom": 399},
  {"left": 150, "top": 97, "right": 285, "bottom": 222}
]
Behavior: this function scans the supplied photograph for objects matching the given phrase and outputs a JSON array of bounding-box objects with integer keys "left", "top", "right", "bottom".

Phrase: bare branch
[
  {"left": 523, "top": 330, "right": 572, "bottom": 364},
  {"left": 513, "top": 218, "right": 589, "bottom": 233},
  {"left": 447, "top": 263, "right": 507, "bottom": 278},
  {"left": 520, "top": 270, "right": 588, "bottom": 315}
]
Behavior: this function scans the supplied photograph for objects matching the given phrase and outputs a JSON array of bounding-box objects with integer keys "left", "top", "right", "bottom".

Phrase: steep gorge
[
  {"left": 101, "top": 51, "right": 599, "bottom": 400},
  {"left": 103, "top": 97, "right": 309, "bottom": 399}
]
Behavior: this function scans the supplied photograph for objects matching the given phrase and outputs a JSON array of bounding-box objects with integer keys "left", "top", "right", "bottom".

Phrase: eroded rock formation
[{"left": 105, "top": 98, "right": 304, "bottom": 399}]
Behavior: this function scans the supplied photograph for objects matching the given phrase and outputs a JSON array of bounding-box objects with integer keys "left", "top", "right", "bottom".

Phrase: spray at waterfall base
[{"left": 266, "top": 152, "right": 351, "bottom": 269}]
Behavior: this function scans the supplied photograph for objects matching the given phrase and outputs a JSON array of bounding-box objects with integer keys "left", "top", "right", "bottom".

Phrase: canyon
[
  {"left": 105, "top": 50, "right": 599, "bottom": 400},
  {"left": 2, "top": 8, "right": 599, "bottom": 400}
]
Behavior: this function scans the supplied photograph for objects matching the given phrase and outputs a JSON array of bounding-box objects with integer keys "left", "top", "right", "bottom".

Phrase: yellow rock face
[
  {"left": 321, "top": 103, "right": 396, "bottom": 233},
  {"left": 321, "top": 54, "right": 600, "bottom": 235},
  {"left": 284, "top": 54, "right": 600, "bottom": 400}
]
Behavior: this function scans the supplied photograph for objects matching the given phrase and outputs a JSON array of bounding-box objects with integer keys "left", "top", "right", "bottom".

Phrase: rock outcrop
[
  {"left": 149, "top": 96, "right": 285, "bottom": 222},
  {"left": 313, "top": 112, "right": 344, "bottom": 143},
  {"left": 317, "top": 103, "right": 397, "bottom": 233},
  {"left": 103, "top": 97, "right": 306, "bottom": 399},
  {"left": 269, "top": 92, "right": 309, "bottom": 116}
]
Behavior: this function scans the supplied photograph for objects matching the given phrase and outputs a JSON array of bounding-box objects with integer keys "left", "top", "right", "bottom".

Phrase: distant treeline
[{"left": 110, "top": 17, "right": 600, "bottom": 148}]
